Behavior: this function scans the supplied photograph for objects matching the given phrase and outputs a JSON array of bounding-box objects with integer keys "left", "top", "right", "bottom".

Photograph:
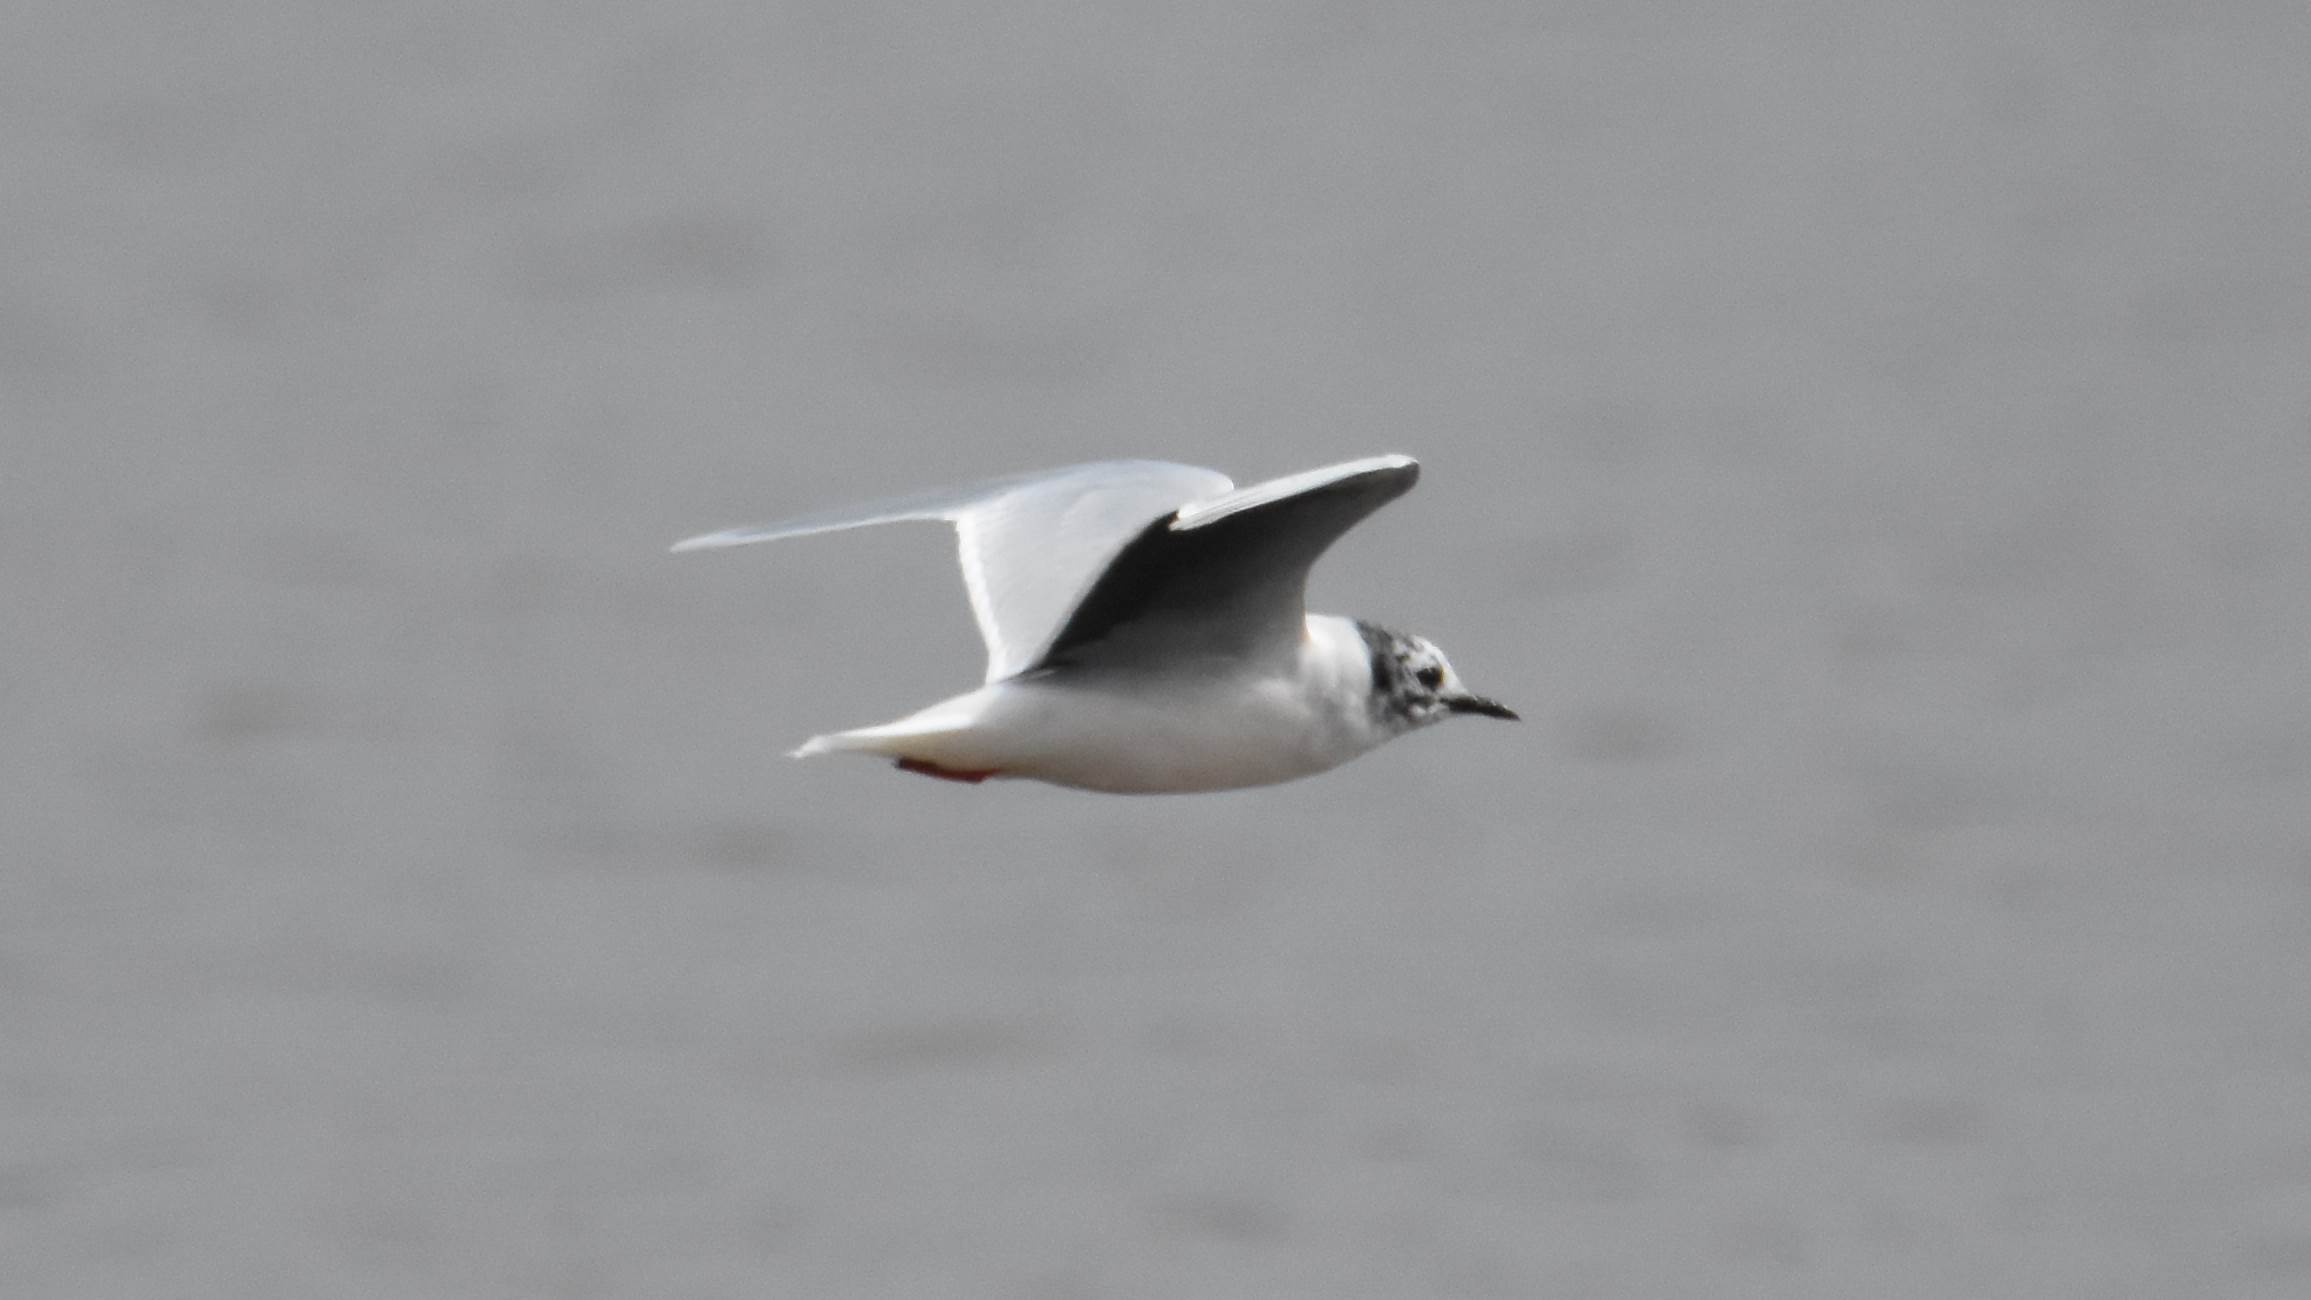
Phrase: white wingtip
[
  {"left": 790, "top": 735, "right": 834, "bottom": 758},
  {"left": 670, "top": 530, "right": 739, "bottom": 554}
]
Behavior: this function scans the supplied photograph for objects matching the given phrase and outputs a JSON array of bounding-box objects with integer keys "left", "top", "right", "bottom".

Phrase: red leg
[{"left": 894, "top": 757, "right": 1000, "bottom": 784}]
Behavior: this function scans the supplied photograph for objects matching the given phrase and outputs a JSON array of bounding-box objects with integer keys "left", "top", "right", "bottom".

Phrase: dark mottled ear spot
[{"left": 1355, "top": 619, "right": 1400, "bottom": 693}]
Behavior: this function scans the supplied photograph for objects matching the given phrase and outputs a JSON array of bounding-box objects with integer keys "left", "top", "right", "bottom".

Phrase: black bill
[{"left": 1446, "top": 695, "right": 1519, "bottom": 721}]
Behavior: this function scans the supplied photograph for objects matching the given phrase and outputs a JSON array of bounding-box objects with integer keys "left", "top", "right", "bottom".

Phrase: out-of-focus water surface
[{"left": 7, "top": 3, "right": 2309, "bottom": 1296}]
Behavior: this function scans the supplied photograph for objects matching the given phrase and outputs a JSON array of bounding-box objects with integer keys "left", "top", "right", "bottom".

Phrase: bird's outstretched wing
[
  {"left": 1033, "top": 455, "right": 1419, "bottom": 672},
  {"left": 672, "top": 460, "right": 1234, "bottom": 682}
]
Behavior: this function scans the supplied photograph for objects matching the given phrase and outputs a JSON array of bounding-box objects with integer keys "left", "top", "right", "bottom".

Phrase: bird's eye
[{"left": 1415, "top": 665, "right": 1444, "bottom": 691}]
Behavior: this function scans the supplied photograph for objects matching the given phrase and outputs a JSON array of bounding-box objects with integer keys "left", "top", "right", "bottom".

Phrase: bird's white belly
[
  {"left": 927, "top": 674, "right": 1359, "bottom": 794},
  {"left": 799, "top": 617, "right": 1394, "bottom": 794}
]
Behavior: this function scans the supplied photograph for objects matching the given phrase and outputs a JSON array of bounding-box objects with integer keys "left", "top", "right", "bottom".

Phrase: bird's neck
[{"left": 1301, "top": 614, "right": 1402, "bottom": 743}]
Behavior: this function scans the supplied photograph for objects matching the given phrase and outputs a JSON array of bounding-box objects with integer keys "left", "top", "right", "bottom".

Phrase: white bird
[{"left": 673, "top": 455, "right": 1515, "bottom": 794}]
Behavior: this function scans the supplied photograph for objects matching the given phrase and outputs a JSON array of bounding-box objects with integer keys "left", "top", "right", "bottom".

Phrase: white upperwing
[{"left": 672, "top": 460, "right": 1234, "bottom": 682}]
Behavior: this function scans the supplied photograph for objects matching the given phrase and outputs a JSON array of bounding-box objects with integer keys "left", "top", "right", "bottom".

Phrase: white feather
[{"left": 673, "top": 460, "right": 1232, "bottom": 682}]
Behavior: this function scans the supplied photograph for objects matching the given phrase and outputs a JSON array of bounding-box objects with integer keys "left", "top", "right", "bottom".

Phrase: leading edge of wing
[
  {"left": 668, "top": 459, "right": 1224, "bottom": 553},
  {"left": 1168, "top": 454, "right": 1418, "bottom": 533},
  {"left": 670, "top": 471, "right": 1035, "bottom": 553}
]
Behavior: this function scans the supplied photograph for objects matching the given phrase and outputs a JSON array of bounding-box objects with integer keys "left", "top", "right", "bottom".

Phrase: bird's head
[{"left": 1358, "top": 622, "right": 1518, "bottom": 732}]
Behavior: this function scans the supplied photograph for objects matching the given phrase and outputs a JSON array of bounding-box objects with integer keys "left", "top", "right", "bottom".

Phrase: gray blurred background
[{"left": 7, "top": 3, "right": 2310, "bottom": 1296}]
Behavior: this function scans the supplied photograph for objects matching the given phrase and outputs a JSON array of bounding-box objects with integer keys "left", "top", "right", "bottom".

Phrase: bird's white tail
[
  {"left": 789, "top": 727, "right": 907, "bottom": 759},
  {"left": 789, "top": 690, "right": 999, "bottom": 764}
]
